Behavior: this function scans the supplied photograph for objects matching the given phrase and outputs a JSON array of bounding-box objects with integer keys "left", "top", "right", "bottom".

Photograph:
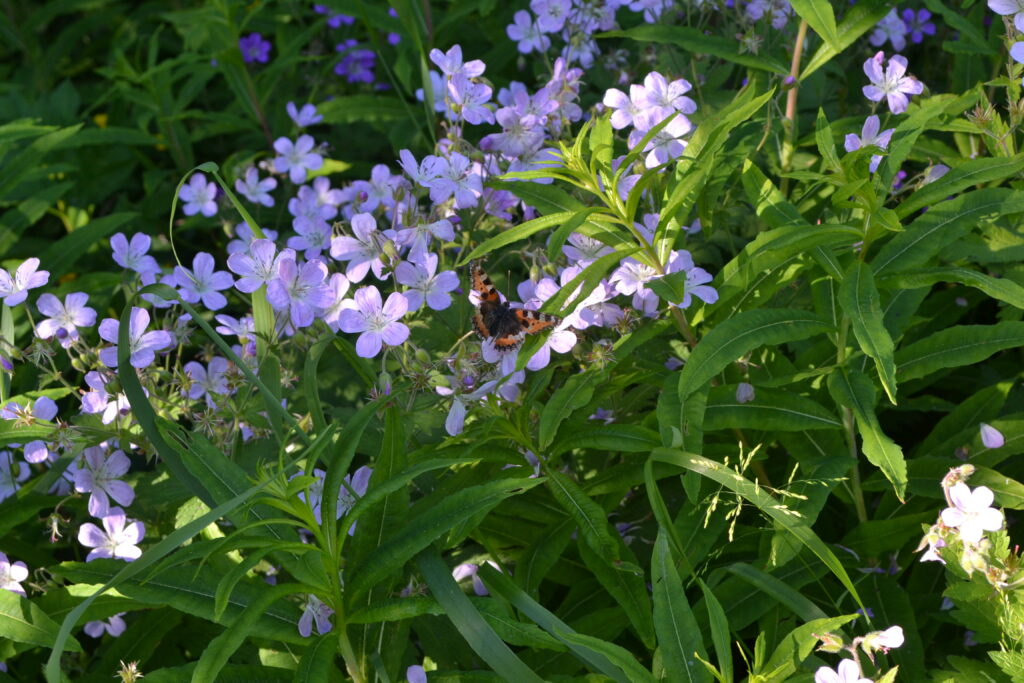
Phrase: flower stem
[{"left": 780, "top": 19, "right": 809, "bottom": 196}]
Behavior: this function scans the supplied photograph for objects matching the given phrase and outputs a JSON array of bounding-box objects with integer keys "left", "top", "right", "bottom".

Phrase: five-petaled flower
[
  {"left": 0, "top": 258, "right": 49, "bottom": 306},
  {"left": 298, "top": 594, "right": 334, "bottom": 637},
  {"left": 941, "top": 483, "right": 1004, "bottom": 544},
  {"left": 273, "top": 135, "right": 324, "bottom": 184},
  {"left": 814, "top": 659, "right": 872, "bottom": 683},
  {"left": 98, "top": 307, "right": 175, "bottom": 369},
  {"left": 35, "top": 292, "right": 96, "bottom": 348},
  {"left": 74, "top": 446, "right": 135, "bottom": 518},
  {"left": 78, "top": 508, "right": 145, "bottom": 562},
  {"left": 239, "top": 32, "right": 272, "bottom": 63},
  {"left": 338, "top": 286, "right": 410, "bottom": 358},
  {"left": 844, "top": 115, "right": 895, "bottom": 173},
  {"left": 0, "top": 552, "right": 29, "bottom": 596},
  {"left": 179, "top": 172, "right": 219, "bottom": 217},
  {"left": 862, "top": 51, "right": 924, "bottom": 115},
  {"left": 171, "top": 252, "right": 234, "bottom": 311},
  {"left": 266, "top": 254, "right": 335, "bottom": 329}
]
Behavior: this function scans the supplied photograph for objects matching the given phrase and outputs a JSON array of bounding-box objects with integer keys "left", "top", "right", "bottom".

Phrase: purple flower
[
  {"left": 611, "top": 258, "right": 661, "bottom": 316},
  {"left": 235, "top": 167, "right": 277, "bottom": 207},
  {"left": 631, "top": 0, "right": 673, "bottom": 23},
  {"left": 638, "top": 72, "right": 697, "bottom": 124},
  {"left": 286, "top": 101, "right": 323, "bottom": 127},
  {"left": 330, "top": 213, "right": 387, "bottom": 282},
  {"left": 447, "top": 74, "right": 495, "bottom": 125},
  {"left": 338, "top": 465, "right": 372, "bottom": 534},
  {"left": 81, "top": 371, "right": 131, "bottom": 424},
  {"left": 862, "top": 51, "right": 924, "bottom": 115},
  {"left": 869, "top": 10, "right": 908, "bottom": 51},
  {"left": 171, "top": 252, "right": 234, "bottom": 311},
  {"left": 736, "top": 382, "right": 756, "bottom": 404},
  {"left": 426, "top": 153, "right": 482, "bottom": 208},
  {"left": 239, "top": 32, "right": 271, "bottom": 63},
  {"left": 980, "top": 423, "right": 1005, "bottom": 448},
  {"left": 507, "top": 11, "right": 551, "bottom": 54},
  {"left": 84, "top": 613, "right": 126, "bottom": 638},
  {"left": 395, "top": 253, "right": 459, "bottom": 311},
  {"left": 335, "top": 41, "right": 376, "bottom": 83},
  {"left": 863, "top": 625, "right": 905, "bottom": 654},
  {"left": 589, "top": 408, "right": 615, "bottom": 424},
  {"left": 110, "top": 233, "right": 159, "bottom": 275},
  {"left": 638, "top": 116, "right": 692, "bottom": 169},
  {"left": 215, "top": 314, "right": 254, "bottom": 340},
  {"left": 273, "top": 135, "right": 324, "bottom": 184},
  {"left": 902, "top": 9, "right": 935, "bottom": 43},
  {"left": 288, "top": 219, "right": 332, "bottom": 259},
  {"left": 941, "top": 483, "right": 1004, "bottom": 544},
  {"left": 266, "top": 254, "right": 334, "bottom": 329},
  {"left": 0, "top": 258, "right": 49, "bottom": 306},
  {"left": 563, "top": 233, "right": 614, "bottom": 267},
  {"left": 395, "top": 219, "right": 455, "bottom": 265},
  {"left": 0, "top": 451, "right": 29, "bottom": 502},
  {"left": 397, "top": 149, "right": 445, "bottom": 189},
  {"left": 452, "top": 561, "right": 496, "bottom": 596},
  {"left": 74, "top": 447, "right": 134, "bottom": 517},
  {"left": 228, "top": 240, "right": 287, "bottom": 293},
  {"left": 179, "top": 172, "right": 218, "bottom": 217},
  {"left": 428, "top": 45, "right": 485, "bottom": 79},
  {"left": 98, "top": 307, "right": 174, "bottom": 369},
  {"left": 0, "top": 552, "right": 29, "bottom": 596},
  {"left": 666, "top": 250, "right": 719, "bottom": 309},
  {"left": 227, "top": 222, "right": 279, "bottom": 255},
  {"left": 1, "top": 396, "right": 57, "bottom": 464},
  {"left": 184, "top": 357, "right": 231, "bottom": 405},
  {"left": 349, "top": 164, "right": 402, "bottom": 213},
  {"left": 437, "top": 378, "right": 497, "bottom": 436},
  {"left": 745, "top": 0, "right": 793, "bottom": 28},
  {"left": 338, "top": 286, "right": 409, "bottom": 358},
  {"left": 78, "top": 508, "right": 144, "bottom": 562},
  {"left": 298, "top": 595, "right": 333, "bottom": 637},
  {"left": 407, "top": 666, "right": 427, "bottom": 683},
  {"left": 35, "top": 292, "right": 96, "bottom": 348},
  {"left": 989, "top": 0, "right": 1024, "bottom": 28},
  {"left": 532, "top": 0, "right": 571, "bottom": 31},
  {"left": 844, "top": 115, "right": 895, "bottom": 173}
]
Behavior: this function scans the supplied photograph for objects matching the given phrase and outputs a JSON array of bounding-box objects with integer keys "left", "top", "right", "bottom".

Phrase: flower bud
[
  {"left": 980, "top": 423, "right": 1004, "bottom": 449},
  {"left": 414, "top": 348, "right": 431, "bottom": 365},
  {"left": 814, "top": 631, "right": 845, "bottom": 653}
]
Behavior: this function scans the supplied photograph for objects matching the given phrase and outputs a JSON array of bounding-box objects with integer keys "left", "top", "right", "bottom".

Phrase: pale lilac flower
[
  {"left": 397, "top": 149, "right": 446, "bottom": 189},
  {"left": 171, "top": 252, "right": 234, "bottom": 311},
  {"left": 745, "top": 0, "right": 793, "bottom": 28},
  {"left": 532, "top": 0, "right": 571, "bottom": 31},
  {"left": 215, "top": 314, "right": 254, "bottom": 339},
  {"left": 81, "top": 371, "right": 131, "bottom": 424},
  {"left": 235, "top": 167, "right": 277, "bottom": 207},
  {"left": 266, "top": 255, "right": 334, "bottom": 329},
  {"left": 602, "top": 85, "right": 647, "bottom": 130},
  {"left": 228, "top": 240, "right": 287, "bottom": 293},
  {"left": 338, "top": 465, "right": 372, "bottom": 535},
  {"left": 610, "top": 258, "right": 661, "bottom": 316},
  {"left": 0, "top": 258, "right": 49, "bottom": 306},
  {"left": 448, "top": 74, "right": 495, "bottom": 125},
  {"left": 395, "top": 254, "right": 459, "bottom": 311},
  {"left": 630, "top": 0, "right": 673, "bottom": 23},
  {"left": 665, "top": 357, "right": 683, "bottom": 370},
  {"left": 311, "top": 176, "right": 344, "bottom": 207},
  {"left": 288, "top": 218, "right": 332, "bottom": 259},
  {"left": 428, "top": 45, "right": 485, "bottom": 79},
  {"left": 406, "top": 665, "right": 427, "bottom": 683},
  {"left": 980, "top": 423, "right": 1005, "bottom": 449},
  {"left": 924, "top": 164, "right": 950, "bottom": 184},
  {"left": 286, "top": 101, "right": 323, "bottom": 127},
  {"left": 736, "top": 382, "right": 756, "bottom": 404},
  {"left": 638, "top": 72, "right": 697, "bottom": 123},
  {"left": 638, "top": 115, "right": 692, "bottom": 169},
  {"left": 239, "top": 32, "right": 271, "bottom": 63},
  {"left": 437, "top": 378, "right": 496, "bottom": 436},
  {"left": 321, "top": 274, "right": 355, "bottom": 332},
  {"left": 2, "top": 396, "right": 58, "bottom": 463},
  {"left": 338, "top": 287, "right": 409, "bottom": 358},
  {"left": 0, "top": 552, "right": 28, "bottom": 596},
  {"left": 862, "top": 52, "right": 924, "bottom": 115},
  {"left": 844, "top": 115, "right": 895, "bottom": 173},
  {"left": 396, "top": 219, "right": 455, "bottom": 265},
  {"left": 427, "top": 153, "right": 482, "bottom": 208},
  {"left": 869, "top": 10, "right": 908, "bottom": 51},
  {"left": 74, "top": 447, "right": 134, "bottom": 517},
  {"left": 273, "top": 135, "right": 324, "bottom": 184},
  {"left": 179, "top": 172, "right": 218, "bottom": 217},
  {"left": 666, "top": 250, "right": 719, "bottom": 309},
  {"left": 0, "top": 451, "right": 28, "bottom": 502},
  {"left": 84, "top": 613, "right": 126, "bottom": 638},
  {"left": 98, "top": 307, "right": 174, "bottom": 369},
  {"left": 941, "top": 483, "right": 1004, "bottom": 544},
  {"left": 902, "top": 9, "right": 935, "bottom": 43},
  {"left": 35, "top": 292, "right": 95, "bottom": 348},
  {"left": 507, "top": 10, "right": 551, "bottom": 54},
  {"left": 563, "top": 233, "right": 613, "bottom": 267},
  {"left": 815, "top": 659, "right": 871, "bottom": 683},
  {"left": 110, "top": 233, "right": 159, "bottom": 274},
  {"left": 989, "top": 0, "right": 1024, "bottom": 28},
  {"left": 863, "top": 625, "right": 905, "bottom": 654},
  {"left": 330, "top": 213, "right": 387, "bottom": 282},
  {"left": 298, "top": 595, "right": 333, "bottom": 637},
  {"left": 589, "top": 408, "right": 615, "bottom": 424},
  {"left": 184, "top": 357, "right": 231, "bottom": 405},
  {"left": 452, "top": 561, "right": 500, "bottom": 596},
  {"left": 349, "top": 164, "right": 403, "bottom": 213},
  {"left": 226, "top": 223, "right": 278, "bottom": 255},
  {"left": 78, "top": 508, "right": 144, "bottom": 562}
]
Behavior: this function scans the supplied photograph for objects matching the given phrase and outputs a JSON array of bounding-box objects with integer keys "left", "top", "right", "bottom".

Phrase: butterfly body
[{"left": 470, "top": 262, "right": 560, "bottom": 352}]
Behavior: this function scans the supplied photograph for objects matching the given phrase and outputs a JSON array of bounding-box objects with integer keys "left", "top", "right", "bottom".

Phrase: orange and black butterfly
[{"left": 469, "top": 262, "right": 560, "bottom": 352}]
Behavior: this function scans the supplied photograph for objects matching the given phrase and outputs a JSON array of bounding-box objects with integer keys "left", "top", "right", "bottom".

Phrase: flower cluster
[{"left": 869, "top": 8, "right": 936, "bottom": 51}]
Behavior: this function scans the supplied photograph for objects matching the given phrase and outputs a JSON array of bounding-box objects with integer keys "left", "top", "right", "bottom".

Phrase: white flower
[{"left": 940, "top": 483, "right": 1003, "bottom": 544}]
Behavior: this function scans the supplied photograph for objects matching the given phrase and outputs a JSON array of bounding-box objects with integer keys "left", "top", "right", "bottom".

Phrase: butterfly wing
[{"left": 514, "top": 309, "right": 560, "bottom": 335}]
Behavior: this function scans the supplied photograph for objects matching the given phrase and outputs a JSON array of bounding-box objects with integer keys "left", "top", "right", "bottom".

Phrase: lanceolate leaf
[
  {"left": 895, "top": 322, "right": 1024, "bottom": 380},
  {"left": 678, "top": 309, "right": 834, "bottom": 400},
  {"left": 839, "top": 262, "right": 898, "bottom": 404},
  {"left": 0, "top": 590, "right": 80, "bottom": 652},
  {"left": 801, "top": 0, "right": 894, "bottom": 78},
  {"left": 877, "top": 267, "right": 1024, "bottom": 310},
  {"left": 827, "top": 369, "right": 907, "bottom": 500},
  {"left": 598, "top": 25, "right": 788, "bottom": 74},
  {"left": 704, "top": 385, "right": 842, "bottom": 431},
  {"left": 652, "top": 532, "right": 710, "bottom": 683},
  {"left": 539, "top": 370, "right": 602, "bottom": 448},
  {"left": 789, "top": 0, "right": 841, "bottom": 51},
  {"left": 459, "top": 211, "right": 573, "bottom": 265},
  {"left": 896, "top": 154, "right": 1024, "bottom": 219}
]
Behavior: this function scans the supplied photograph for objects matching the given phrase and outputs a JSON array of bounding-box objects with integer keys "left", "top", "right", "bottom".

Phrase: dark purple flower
[
  {"left": 902, "top": 9, "right": 936, "bottom": 43},
  {"left": 239, "top": 32, "right": 271, "bottom": 64}
]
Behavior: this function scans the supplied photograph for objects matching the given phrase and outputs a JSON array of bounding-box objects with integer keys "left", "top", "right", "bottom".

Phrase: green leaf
[
  {"left": 877, "top": 267, "right": 1024, "bottom": 310},
  {"left": 538, "top": 370, "right": 601, "bottom": 448},
  {"left": 488, "top": 178, "right": 584, "bottom": 214},
  {"left": 725, "top": 563, "right": 829, "bottom": 621},
  {"left": 814, "top": 109, "right": 841, "bottom": 171},
  {"left": 416, "top": 550, "right": 544, "bottom": 683},
  {"left": 0, "top": 591, "right": 80, "bottom": 652},
  {"left": 193, "top": 583, "right": 304, "bottom": 683},
  {"left": 38, "top": 212, "right": 137, "bottom": 278},
  {"left": 317, "top": 95, "right": 410, "bottom": 123},
  {"left": 895, "top": 322, "right": 1024, "bottom": 380},
  {"left": 555, "top": 630, "right": 657, "bottom": 683},
  {"left": 839, "top": 262, "right": 898, "bottom": 404},
  {"left": 551, "top": 424, "right": 661, "bottom": 456},
  {"left": 697, "top": 579, "right": 733, "bottom": 683},
  {"left": 546, "top": 207, "right": 613, "bottom": 263},
  {"left": 801, "top": 0, "right": 893, "bottom": 78},
  {"left": 896, "top": 154, "right": 1024, "bottom": 219},
  {"left": 598, "top": 26, "right": 788, "bottom": 74},
  {"left": 459, "top": 211, "right": 574, "bottom": 265},
  {"left": 545, "top": 470, "right": 620, "bottom": 561},
  {"left": 740, "top": 161, "right": 809, "bottom": 230},
  {"left": 759, "top": 614, "right": 860, "bottom": 683},
  {"left": 827, "top": 369, "right": 907, "bottom": 500},
  {"left": 577, "top": 539, "right": 655, "bottom": 649},
  {"left": 652, "top": 532, "right": 710, "bottom": 683},
  {"left": 872, "top": 189, "right": 1024, "bottom": 275},
  {"left": 651, "top": 448, "right": 865, "bottom": 611},
  {"left": 678, "top": 309, "right": 834, "bottom": 400},
  {"left": 703, "top": 385, "right": 841, "bottom": 431},
  {"left": 790, "top": 0, "right": 840, "bottom": 50},
  {"left": 877, "top": 95, "right": 975, "bottom": 187},
  {"left": 347, "top": 477, "right": 543, "bottom": 597},
  {"left": 478, "top": 563, "right": 634, "bottom": 682},
  {"left": 292, "top": 634, "right": 337, "bottom": 683}
]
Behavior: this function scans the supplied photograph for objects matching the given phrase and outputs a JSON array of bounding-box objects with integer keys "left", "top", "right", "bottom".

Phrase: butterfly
[{"left": 469, "top": 262, "right": 560, "bottom": 352}]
